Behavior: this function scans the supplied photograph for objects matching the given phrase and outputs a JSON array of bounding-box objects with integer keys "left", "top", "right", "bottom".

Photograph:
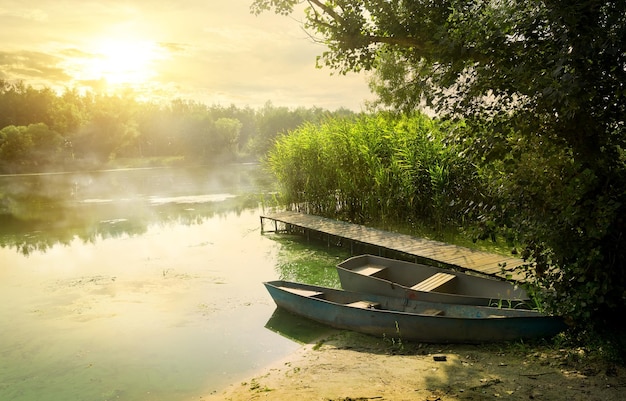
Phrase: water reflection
[
  {"left": 0, "top": 164, "right": 350, "bottom": 401},
  {"left": 273, "top": 235, "right": 347, "bottom": 288},
  {"left": 264, "top": 307, "right": 335, "bottom": 344},
  {"left": 0, "top": 165, "right": 269, "bottom": 255}
]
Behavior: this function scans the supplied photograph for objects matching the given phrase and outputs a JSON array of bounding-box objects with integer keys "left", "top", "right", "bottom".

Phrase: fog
[{"left": 0, "top": 164, "right": 342, "bottom": 400}]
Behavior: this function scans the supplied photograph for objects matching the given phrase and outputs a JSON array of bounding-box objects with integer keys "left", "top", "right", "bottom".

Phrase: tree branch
[{"left": 308, "top": 0, "right": 345, "bottom": 25}]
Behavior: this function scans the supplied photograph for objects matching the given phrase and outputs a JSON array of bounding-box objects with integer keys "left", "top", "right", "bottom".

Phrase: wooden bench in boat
[
  {"left": 352, "top": 264, "right": 386, "bottom": 276},
  {"left": 347, "top": 300, "right": 381, "bottom": 309},
  {"left": 281, "top": 287, "right": 324, "bottom": 298},
  {"left": 410, "top": 272, "right": 456, "bottom": 292},
  {"left": 420, "top": 308, "right": 445, "bottom": 316}
]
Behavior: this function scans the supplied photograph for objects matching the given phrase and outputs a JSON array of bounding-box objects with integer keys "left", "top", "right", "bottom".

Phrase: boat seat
[
  {"left": 347, "top": 301, "right": 380, "bottom": 309},
  {"left": 410, "top": 272, "right": 456, "bottom": 292},
  {"left": 420, "top": 308, "right": 445, "bottom": 316},
  {"left": 281, "top": 287, "right": 324, "bottom": 298},
  {"left": 352, "top": 265, "right": 386, "bottom": 276}
]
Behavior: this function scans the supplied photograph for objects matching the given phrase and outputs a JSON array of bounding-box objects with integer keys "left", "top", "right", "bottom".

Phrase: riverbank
[{"left": 203, "top": 331, "right": 625, "bottom": 401}]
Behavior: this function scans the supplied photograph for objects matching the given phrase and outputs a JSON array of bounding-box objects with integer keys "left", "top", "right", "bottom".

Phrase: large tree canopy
[
  {"left": 253, "top": 0, "right": 626, "bottom": 343},
  {"left": 251, "top": 1, "right": 624, "bottom": 155}
]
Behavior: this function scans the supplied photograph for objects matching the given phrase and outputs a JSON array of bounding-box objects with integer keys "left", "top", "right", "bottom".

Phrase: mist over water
[{"left": 0, "top": 165, "right": 343, "bottom": 401}]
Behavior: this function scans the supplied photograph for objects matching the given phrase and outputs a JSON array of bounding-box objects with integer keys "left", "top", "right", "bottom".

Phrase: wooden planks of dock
[{"left": 260, "top": 211, "right": 528, "bottom": 282}]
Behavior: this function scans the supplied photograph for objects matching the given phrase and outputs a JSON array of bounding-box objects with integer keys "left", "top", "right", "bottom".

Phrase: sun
[
  {"left": 93, "top": 40, "right": 158, "bottom": 84},
  {"left": 73, "top": 39, "right": 162, "bottom": 89}
]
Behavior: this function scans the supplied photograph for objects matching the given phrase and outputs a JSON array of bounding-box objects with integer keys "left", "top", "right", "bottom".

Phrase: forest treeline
[{"left": 0, "top": 80, "right": 355, "bottom": 174}]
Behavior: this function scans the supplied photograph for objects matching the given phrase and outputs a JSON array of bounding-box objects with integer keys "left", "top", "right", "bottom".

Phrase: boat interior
[
  {"left": 352, "top": 264, "right": 458, "bottom": 294},
  {"left": 277, "top": 285, "right": 448, "bottom": 316}
]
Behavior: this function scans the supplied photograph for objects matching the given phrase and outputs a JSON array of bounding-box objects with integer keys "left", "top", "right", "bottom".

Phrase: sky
[{"left": 0, "top": 0, "right": 374, "bottom": 110}]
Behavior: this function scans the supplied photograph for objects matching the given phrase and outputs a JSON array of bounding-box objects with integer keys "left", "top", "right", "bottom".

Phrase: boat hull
[
  {"left": 337, "top": 254, "right": 529, "bottom": 307},
  {"left": 264, "top": 280, "right": 566, "bottom": 344}
]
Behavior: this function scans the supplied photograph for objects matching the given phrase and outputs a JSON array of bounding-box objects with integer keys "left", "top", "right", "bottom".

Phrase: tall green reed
[{"left": 266, "top": 112, "right": 482, "bottom": 232}]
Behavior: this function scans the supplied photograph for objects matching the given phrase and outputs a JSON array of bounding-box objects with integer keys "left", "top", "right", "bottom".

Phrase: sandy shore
[{"left": 201, "top": 331, "right": 624, "bottom": 401}]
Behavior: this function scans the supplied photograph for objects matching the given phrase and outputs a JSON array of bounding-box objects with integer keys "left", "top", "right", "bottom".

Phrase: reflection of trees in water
[
  {"left": 0, "top": 164, "right": 277, "bottom": 255},
  {"left": 0, "top": 193, "right": 264, "bottom": 256},
  {"left": 271, "top": 236, "right": 347, "bottom": 289}
]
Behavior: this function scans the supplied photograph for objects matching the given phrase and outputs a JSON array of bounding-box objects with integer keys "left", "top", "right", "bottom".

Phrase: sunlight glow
[{"left": 72, "top": 39, "right": 163, "bottom": 89}]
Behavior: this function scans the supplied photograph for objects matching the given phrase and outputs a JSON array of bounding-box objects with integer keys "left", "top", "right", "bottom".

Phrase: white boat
[{"left": 337, "top": 254, "right": 530, "bottom": 307}]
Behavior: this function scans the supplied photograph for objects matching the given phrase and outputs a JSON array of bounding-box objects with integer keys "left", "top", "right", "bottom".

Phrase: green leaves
[
  {"left": 256, "top": 0, "right": 626, "bottom": 348},
  {"left": 0, "top": 124, "right": 64, "bottom": 172},
  {"left": 249, "top": 0, "right": 298, "bottom": 16}
]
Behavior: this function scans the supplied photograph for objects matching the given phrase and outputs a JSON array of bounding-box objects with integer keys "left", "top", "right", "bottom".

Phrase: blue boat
[{"left": 264, "top": 280, "right": 566, "bottom": 344}]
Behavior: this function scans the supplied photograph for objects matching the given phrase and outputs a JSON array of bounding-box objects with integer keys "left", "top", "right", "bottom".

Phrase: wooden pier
[{"left": 260, "top": 211, "right": 527, "bottom": 282}]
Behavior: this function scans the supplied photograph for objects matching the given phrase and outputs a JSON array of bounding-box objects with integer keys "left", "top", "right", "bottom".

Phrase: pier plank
[{"left": 260, "top": 211, "right": 526, "bottom": 281}]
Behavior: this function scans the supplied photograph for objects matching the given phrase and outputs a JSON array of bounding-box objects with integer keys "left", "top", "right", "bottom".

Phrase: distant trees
[
  {"left": 249, "top": 101, "right": 347, "bottom": 156},
  {"left": 0, "top": 124, "right": 65, "bottom": 173},
  {"left": 214, "top": 118, "right": 242, "bottom": 159},
  {"left": 0, "top": 80, "right": 356, "bottom": 173}
]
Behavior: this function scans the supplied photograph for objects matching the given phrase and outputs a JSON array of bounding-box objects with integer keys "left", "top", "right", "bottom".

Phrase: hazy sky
[{"left": 0, "top": 0, "right": 373, "bottom": 110}]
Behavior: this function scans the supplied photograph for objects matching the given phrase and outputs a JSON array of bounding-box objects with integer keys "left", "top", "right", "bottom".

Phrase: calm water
[{"left": 0, "top": 165, "right": 346, "bottom": 401}]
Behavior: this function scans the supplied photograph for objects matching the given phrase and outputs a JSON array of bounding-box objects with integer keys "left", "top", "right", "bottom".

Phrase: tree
[
  {"left": 73, "top": 94, "right": 140, "bottom": 163},
  {"left": 0, "top": 125, "right": 33, "bottom": 172},
  {"left": 0, "top": 80, "right": 58, "bottom": 130},
  {"left": 0, "top": 124, "right": 64, "bottom": 173},
  {"left": 214, "top": 117, "right": 242, "bottom": 158},
  {"left": 251, "top": 101, "right": 336, "bottom": 156},
  {"left": 253, "top": 0, "right": 626, "bottom": 343}
]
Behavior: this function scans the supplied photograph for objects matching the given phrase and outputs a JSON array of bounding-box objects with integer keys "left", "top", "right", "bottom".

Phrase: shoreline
[{"left": 201, "top": 331, "right": 625, "bottom": 401}]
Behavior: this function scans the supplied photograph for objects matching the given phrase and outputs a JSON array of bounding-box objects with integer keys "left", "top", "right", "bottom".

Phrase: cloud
[
  {"left": 0, "top": 7, "right": 48, "bottom": 22},
  {"left": 158, "top": 42, "right": 188, "bottom": 53},
  {"left": 0, "top": 51, "right": 70, "bottom": 82},
  {"left": 0, "top": 0, "right": 374, "bottom": 110}
]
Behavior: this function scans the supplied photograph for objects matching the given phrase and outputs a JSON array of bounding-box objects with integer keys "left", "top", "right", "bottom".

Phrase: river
[{"left": 0, "top": 165, "right": 346, "bottom": 401}]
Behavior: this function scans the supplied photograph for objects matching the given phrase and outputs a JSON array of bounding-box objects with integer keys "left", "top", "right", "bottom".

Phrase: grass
[{"left": 249, "top": 379, "right": 272, "bottom": 392}]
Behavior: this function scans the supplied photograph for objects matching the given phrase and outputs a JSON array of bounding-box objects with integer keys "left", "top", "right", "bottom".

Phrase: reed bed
[{"left": 267, "top": 113, "right": 483, "bottom": 230}]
